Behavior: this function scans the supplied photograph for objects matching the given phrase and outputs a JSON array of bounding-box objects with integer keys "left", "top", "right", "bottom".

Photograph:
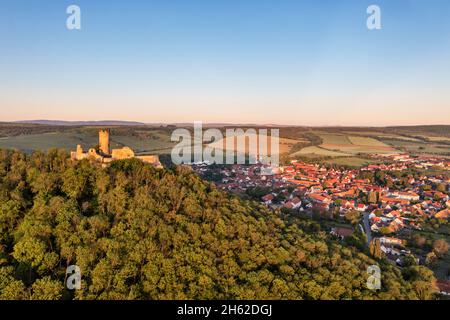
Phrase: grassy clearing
[
  {"left": 344, "top": 131, "right": 422, "bottom": 142},
  {"left": 340, "top": 145, "right": 398, "bottom": 154},
  {"left": 348, "top": 136, "right": 390, "bottom": 147},
  {"left": 0, "top": 131, "right": 97, "bottom": 153},
  {"left": 323, "top": 157, "right": 376, "bottom": 167},
  {"left": 316, "top": 133, "right": 352, "bottom": 145},
  {"left": 110, "top": 133, "right": 175, "bottom": 154}
]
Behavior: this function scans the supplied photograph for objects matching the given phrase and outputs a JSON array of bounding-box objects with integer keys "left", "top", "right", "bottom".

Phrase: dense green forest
[{"left": 0, "top": 149, "right": 437, "bottom": 300}]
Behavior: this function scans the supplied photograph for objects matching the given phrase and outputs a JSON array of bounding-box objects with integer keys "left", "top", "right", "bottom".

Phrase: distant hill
[
  {"left": 10, "top": 121, "right": 450, "bottom": 131},
  {"left": 387, "top": 125, "right": 450, "bottom": 137},
  {"left": 14, "top": 120, "right": 147, "bottom": 126}
]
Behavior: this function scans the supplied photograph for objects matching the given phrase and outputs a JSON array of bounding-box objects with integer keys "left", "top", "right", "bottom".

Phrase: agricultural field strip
[{"left": 298, "top": 132, "right": 399, "bottom": 155}]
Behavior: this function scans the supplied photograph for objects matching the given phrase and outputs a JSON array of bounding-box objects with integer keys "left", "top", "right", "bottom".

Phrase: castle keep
[
  {"left": 99, "top": 129, "right": 110, "bottom": 155},
  {"left": 71, "top": 129, "right": 162, "bottom": 168}
]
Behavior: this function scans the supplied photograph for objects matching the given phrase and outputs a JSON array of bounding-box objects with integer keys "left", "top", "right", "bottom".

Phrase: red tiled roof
[
  {"left": 435, "top": 209, "right": 450, "bottom": 219},
  {"left": 262, "top": 194, "right": 274, "bottom": 202},
  {"left": 332, "top": 227, "right": 354, "bottom": 238},
  {"left": 437, "top": 279, "right": 450, "bottom": 293}
]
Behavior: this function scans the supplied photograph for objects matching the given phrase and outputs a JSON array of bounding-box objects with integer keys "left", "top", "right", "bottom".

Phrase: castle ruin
[{"left": 71, "top": 129, "right": 162, "bottom": 168}]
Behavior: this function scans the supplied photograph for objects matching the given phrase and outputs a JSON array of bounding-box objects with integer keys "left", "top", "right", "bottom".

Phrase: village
[{"left": 190, "top": 153, "right": 450, "bottom": 296}]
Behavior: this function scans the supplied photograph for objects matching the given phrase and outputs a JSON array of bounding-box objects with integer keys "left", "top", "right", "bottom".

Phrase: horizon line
[{"left": 4, "top": 119, "right": 450, "bottom": 128}]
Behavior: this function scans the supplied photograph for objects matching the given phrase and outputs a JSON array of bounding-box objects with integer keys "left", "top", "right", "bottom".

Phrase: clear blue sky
[{"left": 1, "top": 0, "right": 449, "bottom": 125}]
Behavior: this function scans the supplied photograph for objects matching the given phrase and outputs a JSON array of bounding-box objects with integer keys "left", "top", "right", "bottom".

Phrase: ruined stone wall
[
  {"left": 112, "top": 147, "right": 135, "bottom": 160},
  {"left": 136, "top": 155, "right": 162, "bottom": 168}
]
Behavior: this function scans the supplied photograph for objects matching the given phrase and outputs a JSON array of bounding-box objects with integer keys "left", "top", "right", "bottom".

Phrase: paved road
[{"left": 362, "top": 213, "right": 373, "bottom": 245}]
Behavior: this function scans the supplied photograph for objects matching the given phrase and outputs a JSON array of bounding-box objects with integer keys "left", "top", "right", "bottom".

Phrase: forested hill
[{"left": 0, "top": 149, "right": 436, "bottom": 300}]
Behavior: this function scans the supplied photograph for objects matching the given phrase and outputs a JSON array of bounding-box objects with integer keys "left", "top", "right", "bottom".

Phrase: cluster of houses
[
  {"left": 189, "top": 154, "right": 450, "bottom": 292},
  {"left": 365, "top": 153, "right": 449, "bottom": 170},
  {"left": 191, "top": 155, "right": 449, "bottom": 225}
]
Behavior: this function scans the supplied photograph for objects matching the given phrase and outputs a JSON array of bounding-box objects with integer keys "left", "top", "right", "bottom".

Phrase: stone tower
[{"left": 99, "top": 129, "right": 110, "bottom": 155}]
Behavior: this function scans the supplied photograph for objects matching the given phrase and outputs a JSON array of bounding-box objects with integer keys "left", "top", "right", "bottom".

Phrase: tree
[
  {"left": 411, "top": 234, "right": 427, "bottom": 248},
  {"left": 433, "top": 239, "right": 449, "bottom": 257},
  {"left": 425, "top": 252, "right": 437, "bottom": 265},
  {"left": 379, "top": 227, "right": 392, "bottom": 235},
  {"left": 413, "top": 280, "right": 436, "bottom": 300},
  {"left": 31, "top": 277, "right": 63, "bottom": 300},
  {"left": 402, "top": 266, "right": 437, "bottom": 300},
  {"left": 436, "top": 183, "right": 446, "bottom": 193},
  {"left": 344, "top": 210, "right": 360, "bottom": 225},
  {"left": 402, "top": 255, "right": 418, "bottom": 268},
  {"left": 367, "top": 191, "right": 377, "bottom": 204},
  {"left": 386, "top": 179, "right": 394, "bottom": 189},
  {"left": 246, "top": 186, "right": 271, "bottom": 199},
  {"left": 369, "top": 239, "right": 383, "bottom": 259},
  {"left": 345, "top": 230, "right": 367, "bottom": 251},
  {"left": 312, "top": 205, "right": 332, "bottom": 220},
  {"left": 0, "top": 267, "right": 28, "bottom": 300}
]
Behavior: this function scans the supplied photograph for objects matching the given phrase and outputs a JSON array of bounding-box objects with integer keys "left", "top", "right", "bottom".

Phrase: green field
[
  {"left": 317, "top": 133, "right": 352, "bottom": 145},
  {"left": 290, "top": 145, "right": 350, "bottom": 157},
  {"left": 110, "top": 131, "right": 175, "bottom": 154},
  {"left": 381, "top": 139, "right": 450, "bottom": 155},
  {"left": 343, "top": 131, "right": 422, "bottom": 142},
  {"left": 348, "top": 136, "right": 389, "bottom": 147},
  {"left": 314, "top": 132, "right": 398, "bottom": 155},
  {"left": 0, "top": 131, "right": 97, "bottom": 153},
  {"left": 323, "top": 157, "right": 376, "bottom": 167}
]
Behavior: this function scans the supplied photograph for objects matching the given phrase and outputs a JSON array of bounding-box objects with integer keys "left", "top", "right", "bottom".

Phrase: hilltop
[{"left": 0, "top": 150, "right": 437, "bottom": 299}]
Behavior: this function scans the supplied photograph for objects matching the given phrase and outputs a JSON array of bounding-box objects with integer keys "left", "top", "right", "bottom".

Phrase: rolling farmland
[
  {"left": 1, "top": 124, "right": 449, "bottom": 166},
  {"left": 290, "top": 132, "right": 399, "bottom": 160}
]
